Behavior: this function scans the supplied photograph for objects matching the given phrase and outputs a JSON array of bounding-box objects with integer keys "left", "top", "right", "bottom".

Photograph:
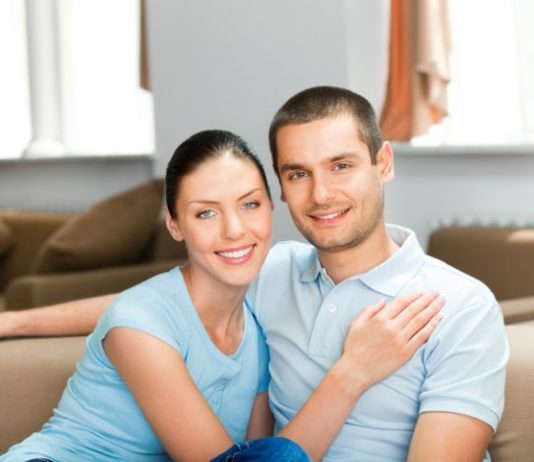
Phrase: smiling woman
[{"left": 0, "top": 130, "right": 282, "bottom": 461}]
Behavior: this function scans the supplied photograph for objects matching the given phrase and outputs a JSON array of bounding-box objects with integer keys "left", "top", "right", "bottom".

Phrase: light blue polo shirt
[
  {"left": 2, "top": 268, "right": 270, "bottom": 462},
  {"left": 247, "top": 225, "right": 509, "bottom": 462}
]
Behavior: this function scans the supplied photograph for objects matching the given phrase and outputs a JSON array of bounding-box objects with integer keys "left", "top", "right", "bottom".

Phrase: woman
[{"left": 1, "top": 130, "right": 442, "bottom": 461}]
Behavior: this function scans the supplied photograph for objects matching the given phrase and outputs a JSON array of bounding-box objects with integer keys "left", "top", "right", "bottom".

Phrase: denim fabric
[{"left": 211, "top": 437, "right": 311, "bottom": 462}]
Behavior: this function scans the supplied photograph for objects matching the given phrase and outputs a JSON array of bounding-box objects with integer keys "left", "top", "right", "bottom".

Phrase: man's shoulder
[{"left": 421, "top": 254, "right": 496, "bottom": 302}]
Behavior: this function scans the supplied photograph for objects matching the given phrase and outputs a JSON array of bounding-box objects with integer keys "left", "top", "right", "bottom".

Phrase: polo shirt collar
[
  {"left": 359, "top": 225, "right": 425, "bottom": 297},
  {"left": 299, "top": 224, "right": 426, "bottom": 297},
  {"left": 300, "top": 249, "right": 323, "bottom": 282}
]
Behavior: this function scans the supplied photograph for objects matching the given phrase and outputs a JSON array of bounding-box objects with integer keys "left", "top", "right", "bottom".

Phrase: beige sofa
[
  {"left": 0, "top": 180, "right": 187, "bottom": 311},
  {"left": 1, "top": 225, "right": 533, "bottom": 459},
  {"left": 428, "top": 226, "right": 534, "bottom": 460}
]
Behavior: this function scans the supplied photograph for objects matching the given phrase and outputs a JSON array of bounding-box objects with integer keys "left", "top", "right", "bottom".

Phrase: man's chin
[{"left": 304, "top": 233, "right": 365, "bottom": 253}]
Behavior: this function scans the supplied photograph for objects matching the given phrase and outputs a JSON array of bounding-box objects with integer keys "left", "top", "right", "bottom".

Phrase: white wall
[
  {"left": 147, "top": 0, "right": 389, "bottom": 242},
  {"left": 386, "top": 149, "right": 534, "bottom": 249},
  {"left": 0, "top": 156, "right": 152, "bottom": 213}
]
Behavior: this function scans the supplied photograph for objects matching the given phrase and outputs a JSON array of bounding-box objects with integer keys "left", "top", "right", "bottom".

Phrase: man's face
[{"left": 276, "top": 114, "right": 394, "bottom": 253}]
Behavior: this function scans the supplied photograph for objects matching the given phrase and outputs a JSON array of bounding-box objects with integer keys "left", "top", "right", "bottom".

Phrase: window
[
  {"left": 0, "top": 0, "right": 154, "bottom": 159},
  {"left": 412, "top": 0, "right": 534, "bottom": 147}
]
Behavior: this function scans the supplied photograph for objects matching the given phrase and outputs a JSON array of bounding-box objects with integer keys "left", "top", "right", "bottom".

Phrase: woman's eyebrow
[{"left": 187, "top": 188, "right": 263, "bottom": 205}]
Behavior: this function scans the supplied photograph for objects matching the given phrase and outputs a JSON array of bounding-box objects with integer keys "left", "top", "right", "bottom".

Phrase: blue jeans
[{"left": 211, "top": 437, "right": 311, "bottom": 462}]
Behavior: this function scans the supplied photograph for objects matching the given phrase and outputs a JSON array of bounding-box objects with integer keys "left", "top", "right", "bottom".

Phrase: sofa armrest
[
  {"left": 5, "top": 259, "right": 183, "bottom": 310},
  {"left": 499, "top": 296, "right": 534, "bottom": 324},
  {"left": 0, "top": 211, "right": 72, "bottom": 291},
  {"left": 0, "top": 336, "right": 86, "bottom": 453}
]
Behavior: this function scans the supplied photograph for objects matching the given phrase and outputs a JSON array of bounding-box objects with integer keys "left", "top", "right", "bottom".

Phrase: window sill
[
  {"left": 391, "top": 143, "right": 534, "bottom": 156},
  {"left": 0, "top": 153, "right": 153, "bottom": 166}
]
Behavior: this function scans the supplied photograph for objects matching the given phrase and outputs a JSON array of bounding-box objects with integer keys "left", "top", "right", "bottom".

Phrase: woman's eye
[
  {"left": 242, "top": 201, "right": 260, "bottom": 210},
  {"left": 197, "top": 209, "right": 216, "bottom": 219}
]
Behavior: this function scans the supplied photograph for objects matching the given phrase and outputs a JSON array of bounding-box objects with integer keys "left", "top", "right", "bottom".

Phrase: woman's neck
[{"left": 181, "top": 264, "right": 247, "bottom": 355}]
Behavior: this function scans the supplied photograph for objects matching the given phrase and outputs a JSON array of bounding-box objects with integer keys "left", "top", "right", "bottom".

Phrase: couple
[{"left": 1, "top": 86, "right": 508, "bottom": 461}]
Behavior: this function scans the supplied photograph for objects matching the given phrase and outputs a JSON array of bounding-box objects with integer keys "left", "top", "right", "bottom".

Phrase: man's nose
[{"left": 311, "top": 175, "right": 336, "bottom": 204}]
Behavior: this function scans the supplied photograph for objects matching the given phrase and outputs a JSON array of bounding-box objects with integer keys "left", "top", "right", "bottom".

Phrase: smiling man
[
  {"left": 245, "top": 86, "right": 508, "bottom": 461},
  {"left": 0, "top": 86, "right": 508, "bottom": 461}
]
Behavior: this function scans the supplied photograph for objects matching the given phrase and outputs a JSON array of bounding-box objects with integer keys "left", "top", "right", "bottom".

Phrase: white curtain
[{"left": 413, "top": 0, "right": 534, "bottom": 146}]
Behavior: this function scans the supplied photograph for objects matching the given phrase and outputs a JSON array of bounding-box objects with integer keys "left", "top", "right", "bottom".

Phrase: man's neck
[{"left": 317, "top": 224, "right": 399, "bottom": 285}]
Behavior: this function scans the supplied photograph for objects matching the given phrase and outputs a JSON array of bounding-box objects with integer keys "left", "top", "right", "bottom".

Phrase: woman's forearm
[{"left": 277, "top": 358, "right": 367, "bottom": 461}]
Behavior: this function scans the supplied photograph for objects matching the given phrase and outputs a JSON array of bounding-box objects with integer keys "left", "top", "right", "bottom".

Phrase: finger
[
  {"left": 403, "top": 295, "right": 445, "bottom": 339},
  {"left": 393, "top": 291, "right": 440, "bottom": 328},
  {"left": 355, "top": 298, "right": 387, "bottom": 325},
  {"left": 383, "top": 291, "right": 427, "bottom": 319},
  {"left": 407, "top": 310, "right": 443, "bottom": 349}
]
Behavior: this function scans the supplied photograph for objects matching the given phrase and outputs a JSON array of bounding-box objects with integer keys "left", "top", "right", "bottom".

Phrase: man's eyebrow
[
  {"left": 279, "top": 163, "right": 305, "bottom": 174},
  {"left": 186, "top": 188, "right": 263, "bottom": 205},
  {"left": 328, "top": 152, "right": 360, "bottom": 162},
  {"left": 279, "top": 152, "right": 361, "bottom": 174}
]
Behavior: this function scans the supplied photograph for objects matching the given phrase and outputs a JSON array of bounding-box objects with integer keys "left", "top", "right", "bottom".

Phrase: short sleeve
[
  {"left": 95, "top": 274, "right": 189, "bottom": 357},
  {"left": 420, "top": 291, "right": 509, "bottom": 431}
]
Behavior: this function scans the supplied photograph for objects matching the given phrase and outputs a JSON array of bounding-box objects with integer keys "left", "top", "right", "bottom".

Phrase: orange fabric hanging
[
  {"left": 380, "top": 0, "right": 450, "bottom": 141},
  {"left": 140, "top": 0, "right": 150, "bottom": 91}
]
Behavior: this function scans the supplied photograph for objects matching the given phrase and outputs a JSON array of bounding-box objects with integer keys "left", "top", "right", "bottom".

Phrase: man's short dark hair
[{"left": 268, "top": 86, "right": 384, "bottom": 174}]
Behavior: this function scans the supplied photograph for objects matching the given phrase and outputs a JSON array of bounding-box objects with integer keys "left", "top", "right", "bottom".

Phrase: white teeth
[
  {"left": 318, "top": 210, "right": 345, "bottom": 220},
  {"left": 217, "top": 246, "right": 253, "bottom": 259}
]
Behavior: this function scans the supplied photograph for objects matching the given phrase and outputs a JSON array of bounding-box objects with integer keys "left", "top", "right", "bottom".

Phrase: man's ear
[
  {"left": 376, "top": 141, "right": 395, "bottom": 183},
  {"left": 164, "top": 207, "right": 184, "bottom": 242},
  {"left": 280, "top": 190, "right": 287, "bottom": 203}
]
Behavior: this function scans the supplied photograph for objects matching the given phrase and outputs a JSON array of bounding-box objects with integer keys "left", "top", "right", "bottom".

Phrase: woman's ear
[{"left": 164, "top": 207, "right": 184, "bottom": 242}]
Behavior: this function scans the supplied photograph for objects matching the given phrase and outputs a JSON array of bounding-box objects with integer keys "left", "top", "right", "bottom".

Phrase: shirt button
[{"left": 327, "top": 304, "right": 337, "bottom": 313}]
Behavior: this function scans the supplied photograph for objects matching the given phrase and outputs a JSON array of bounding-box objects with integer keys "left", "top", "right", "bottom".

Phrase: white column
[{"left": 23, "top": 0, "right": 64, "bottom": 157}]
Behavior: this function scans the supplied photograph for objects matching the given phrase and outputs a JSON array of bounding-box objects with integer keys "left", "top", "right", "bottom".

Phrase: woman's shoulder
[{"left": 95, "top": 267, "right": 191, "bottom": 344}]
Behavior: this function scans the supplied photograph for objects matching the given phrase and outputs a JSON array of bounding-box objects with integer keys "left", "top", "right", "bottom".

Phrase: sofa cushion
[
  {"left": 31, "top": 179, "right": 164, "bottom": 273},
  {"left": 0, "top": 336, "right": 86, "bottom": 453},
  {"left": 0, "top": 219, "right": 15, "bottom": 259},
  {"left": 428, "top": 226, "right": 534, "bottom": 300},
  {"left": 489, "top": 323, "right": 534, "bottom": 461}
]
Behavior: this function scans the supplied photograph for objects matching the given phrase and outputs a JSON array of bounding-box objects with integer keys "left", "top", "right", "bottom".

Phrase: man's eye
[
  {"left": 197, "top": 209, "right": 216, "bottom": 219},
  {"left": 333, "top": 162, "right": 350, "bottom": 171},
  {"left": 242, "top": 201, "right": 260, "bottom": 210},
  {"left": 289, "top": 171, "right": 308, "bottom": 181}
]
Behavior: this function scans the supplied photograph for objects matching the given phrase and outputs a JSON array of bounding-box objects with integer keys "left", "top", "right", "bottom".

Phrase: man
[{"left": 1, "top": 86, "right": 508, "bottom": 461}]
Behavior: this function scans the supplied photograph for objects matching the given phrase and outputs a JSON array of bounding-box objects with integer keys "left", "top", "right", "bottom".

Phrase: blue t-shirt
[
  {"left": 2, "top": 268, "right": 269, "bottom": 462},
  {"left": 247, "top": 225, "right": 509, "bottom": 462}
]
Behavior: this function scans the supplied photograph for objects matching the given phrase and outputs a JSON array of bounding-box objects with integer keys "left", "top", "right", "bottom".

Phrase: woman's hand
[{"left": 338, "top": 291, "right": 444, "bottom": 391}]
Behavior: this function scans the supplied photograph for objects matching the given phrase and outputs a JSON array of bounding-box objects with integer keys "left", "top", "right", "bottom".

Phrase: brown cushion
[
  {"left": 489, "top": 322, "right": 534, "bottom": 461},
  {"left": 0, "top": 219, "right": 15, "bottom": 259},
  {"left": 0, "top": 336, "right": 86, "bottom": 453},
  {"left": 31, "top": 179, "right": 164, "bottom": 273},
  {"left": 427, "top": 227, "right": 534, "bottom": 300}
]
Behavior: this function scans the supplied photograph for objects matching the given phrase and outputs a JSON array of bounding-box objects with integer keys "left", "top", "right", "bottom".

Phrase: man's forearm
[{"left": 0, "top": 294, "right": 115, "bottom": 338}]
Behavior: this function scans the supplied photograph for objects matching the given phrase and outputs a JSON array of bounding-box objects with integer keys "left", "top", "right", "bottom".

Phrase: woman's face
[{"left": 167, "top": 153, "right": 273, "bottom": 289}]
